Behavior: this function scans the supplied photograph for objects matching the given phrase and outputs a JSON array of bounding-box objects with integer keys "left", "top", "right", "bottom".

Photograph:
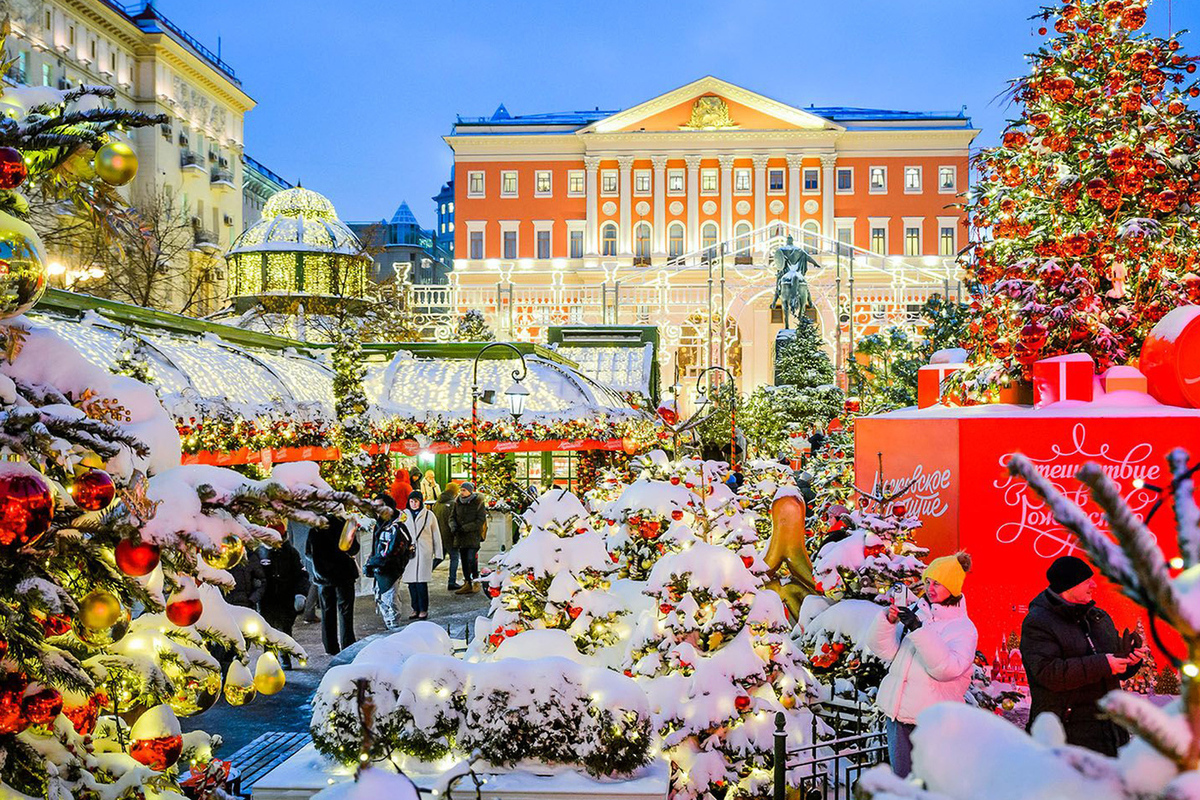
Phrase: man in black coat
[
  {"left": 258, "top": 531, "right": 311, "bottom": 668},
  {"left": 224, "top": 548, "right": 265, "bottom": 609},
  {"left": 449, "top": 482, "right": 487, "bottom": 595},
  {"left": 1020, "top": 555, "right": 1151, "bottom": 756},
  {"left": 305, "top": 517, "right": 360, "bottom": 656}
]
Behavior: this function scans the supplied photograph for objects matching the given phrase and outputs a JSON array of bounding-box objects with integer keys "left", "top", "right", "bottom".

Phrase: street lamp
[
  {"left": 693, "top": 365, "right": 738, "bottom": 470},
  {"left": 470, "top": 342, "right": 530, "bottom": 483}
]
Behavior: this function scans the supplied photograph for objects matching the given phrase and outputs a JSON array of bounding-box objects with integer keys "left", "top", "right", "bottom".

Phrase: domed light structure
[{"left": 226, "top": 186, "right": 369, "bottom": 299}]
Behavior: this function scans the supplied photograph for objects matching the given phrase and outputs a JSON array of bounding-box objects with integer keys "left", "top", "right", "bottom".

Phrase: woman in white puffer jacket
[{"left": 866, "top": 551, "right": 977, "bottom": 778}]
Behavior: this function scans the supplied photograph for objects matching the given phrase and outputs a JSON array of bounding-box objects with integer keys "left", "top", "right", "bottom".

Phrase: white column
[
  {"left": 787, "top": 154, "right": 804, "bottom": 230},
  {"left": 652, "top": 154, "right": 668, "bottom": 257},
  {"left": 584, "top": 156, "right": 600, "bottom": 256},
  {"left": 820, "top": 153, "right": 838, "bottom": 241},
  {"left": 753, "top": 154, "right": 769, "bottom": 231},
  {"left": 719, "top": 154, "right": 735, "bottom": 244},
  {"left": 617, "top": 155, "right": 634, "bottom": 256},
  {"left": 685, "top": 154, "right": 702, "bottom": 252}
]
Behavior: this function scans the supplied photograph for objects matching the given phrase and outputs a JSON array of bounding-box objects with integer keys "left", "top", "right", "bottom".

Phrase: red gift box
[
  {"left": 1100, "top": 365, "right": 1147, "bottom": 395},
  {"left": 1032, "top": 353, "right": 1095, "bottom": 407},
  {"left": 918, "top": 363, "right": 965, "bottom": 409}
]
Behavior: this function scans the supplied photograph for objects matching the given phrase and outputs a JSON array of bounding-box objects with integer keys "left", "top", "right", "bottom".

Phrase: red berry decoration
[
  {"left": 659, "top": 603, "right": 674, "bottom": 615},
  {"left": 671, "top": 510, "right": 684, "bottom": 521},
  {"left": 114, "top": 538, "right": 161, "bottom": 577},
  {"left": 0, "top": 147, "right": 27, "bottom": 190},
  {"left": 741, "top": 555, "right": 754, "bottom": 568},
  {"left": 71, "top": 469, "right": 115, "bottom": 512},
  {"left": 734, "top": 694, "right": 752, "bottom": 712},
  {"left": 21, "top": 684, "right": 62, "bottom": 726},
  {"left": 566, "top": 605, "right": 582, "bottom": 620},
  {"left": 0, "top": 463, "right": 54, "bottom": 549},
  {"left": 487, "top": 586, "right": 500, "bottom": 598}
]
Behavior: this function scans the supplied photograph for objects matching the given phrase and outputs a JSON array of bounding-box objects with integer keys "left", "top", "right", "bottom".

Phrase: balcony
[
  {"left": 210, "top": 167, "right": 235, "bottom": 190},
  {"left": 192, "top": 225, "right": 221, "bottom": 252},
  {"left": 180, "top": 151, "right": 206, "bottom": 175}
]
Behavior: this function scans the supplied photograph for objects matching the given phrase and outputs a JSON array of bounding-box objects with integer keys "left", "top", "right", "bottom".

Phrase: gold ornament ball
[
  {"left": 202, "top": 534, "right": 245, "bottom": 570},
  {"left": 1001, "top": 697, "right": 1016, "bottom": 711},
  {"left": 165, "top": 667, "right": 220, "bottom": 717},
  {"left": 93, "top": 141, "right": 138, "bottom": 186},
  {"left": 74, "top": 590, "right": 129, "bottom": 647},
  {"left": 223, "top": 661, "right": 257, "bottom": 707},
  {"left": 0, "top": 211, "right": 46, "bottom": 319}
]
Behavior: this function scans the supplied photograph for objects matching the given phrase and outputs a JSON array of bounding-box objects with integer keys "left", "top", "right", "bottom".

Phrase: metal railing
[
  {"left": 773, "top": 703, "right": 889, "bottom": 800},
  {"left": 181, "top": 150, "right": 204, "bottom": 169},
  {"left": 211, "top": 167, "right": 234, "bottom": 185}
]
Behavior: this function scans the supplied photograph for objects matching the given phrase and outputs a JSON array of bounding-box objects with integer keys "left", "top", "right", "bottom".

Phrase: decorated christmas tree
[
  {"left": 604, "top": 474, "right": 698, "bottom": 582},
  {"left": 805, "top": 412, "right": 858, "bottom": 546},
  {"left": 959, "top": 0, "right": 1200, "bottom": 391},
  {"left": 326, "top": 323, "right": 373, "bottom": 491}
]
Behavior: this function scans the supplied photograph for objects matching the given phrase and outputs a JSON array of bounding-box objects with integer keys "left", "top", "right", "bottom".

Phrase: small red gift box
[
  {"left": 1033, "top": 353, "right": 1095, "bottom": 407},
  {"left": 918, "top": 363, "right": 965, "bottom": 409},
  {"left": 1100, "top": 365, "right": 1148, "bottom": 395}
]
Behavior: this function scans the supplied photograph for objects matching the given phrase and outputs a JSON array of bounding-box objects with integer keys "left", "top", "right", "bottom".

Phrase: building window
[
  {"left": 701, "top": 222, "right": 719, "bottom": 250},
  {"left": 68, "top": 26, "right": 75, "bottom": 46},
  {"left": 634, "top": 170, "right": 651, "bottom": 195},
  {"left": 836, "top": 224, "right": 854, "bottom": 254},
  {"left": 939, "top": 225, "right": 956, "bottom": 256},
  {"left": 803, "top": 167, "right": 820, "bottom": 193},
  {"left": 904, "top": 166, "right": 922, "bottom": 193},
  {"left": 568, "top": 170, "right": 585, "bottom": 196},
  {"left": 734, "top": 168, "right": 751, "bottom": 193},
  {"left": 768, "top": 169, "right": 785, "bottom": 193},
  {"left": 836, "top": 167, "right": 853, "bottom": 193},
  {"left": 634, "top": 223, "right": 651, "bottom": 258},
  {"left": 700, "top": 168, "right": 718, "bottom": 194},
  {"left": 469, "top": 230, "right": 484, "bottom": 259},
  {"left": 501, "top": 170, "right": 518, "bottom": 197},
  {"left": 536, "top": 229, "right": 551, "bottom": 259},
  {"left": 89, "top": 39, "right": 96, "bottom": 60},
  {"left": 600, "top": 223, "right": 617, "bottom": 256},
  {"left": 734, "top": 221, "right": 751, "bottom": 255},
  {"left": 869, "top": 167, "right": 887, "bottom": 193},
  {"left": 468, "top": 171, "right": 485, "bottom": 197},
  {"left": 870, "top": 224, "right": 887, "bottom": 254},
  {"left": 535, "top": 171, "right": 551, "bottom": 196},
  {"left": 668, "top": 223, "right": 685, "bottom": 258},
  {"left": 41, "top": 63, "right": 52, "bottom": 86},
  {"left": 939, "top": 166, "right": 957, "bottom": 193},
  {"left": 503, "top": 229, "right": 518, "bottom": 259},
  {"left": 601, "top": 170, "right": 618, "bottom": 195},
  {"left": 904, "top": 225, "right": 921, "bottom": 255},
  {"left": 569, "top": 229, "right": 584, "bottom": 258},
  {"left": 45, "top": 10, "right": 50, "bottom": 29},
  {"left": 667, "top": 170, "right": 684, "bottom": 194},
  {"left": 110, "top": 52, "right": 116, "bottom": 73}
]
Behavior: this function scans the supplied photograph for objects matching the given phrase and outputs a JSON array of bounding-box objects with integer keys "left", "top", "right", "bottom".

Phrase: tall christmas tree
[
  {"left": 326, "top": 323, "right": 373, "bottom": 491},
  {"left": 961, "top": 0, "right": 1200, "bottom": 389}
]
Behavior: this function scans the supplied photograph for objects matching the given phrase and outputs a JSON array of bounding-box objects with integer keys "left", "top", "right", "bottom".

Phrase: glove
[
  {"left": 294, "top": 595, "right": 306, "bottom": 613},
  {"left": 895, "top": 606, "right": 922, "bottom": 633}
]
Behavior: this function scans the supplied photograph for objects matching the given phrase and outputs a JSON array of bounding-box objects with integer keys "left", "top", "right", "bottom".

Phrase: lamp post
[
  {"left": 693, "top": 365, "right": 737, "bottom": 471},
  {"left": 470, "top": 342, "right": 530, "bottom": 484}
]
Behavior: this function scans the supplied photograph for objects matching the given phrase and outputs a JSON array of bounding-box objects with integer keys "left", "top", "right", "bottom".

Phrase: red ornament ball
[
  {"left": 734, "top": 695, "right": 752, "bottom": 712},
  {"left": 115, "top": 538, "right": 161, "bottom": 577},
  {"left": 0, "top": 684, "right": 26, "bottom": 734},
  {"left": 0, "top": 148, "right": 27, "bottom": 190},
  {"left": 165, "top": 594, "right": 203, "bottom": 627},
  {"left": 72, "top": 469, "right": 115, "bottom": 512},
  {"left": 741, "top": 555, "right": 754, "bottom": 569},
  {"left": 130, "top": 734, "right": 184, "bottom": 771},
  {"left": 671, "top": 510, "right": 684, "bottom": 521},
  {"left": 0, "top": 464, "right": 54, "bottom": 549},
  {"left": 21, "top": 684, "right": 62, "bottom": 726},
  {"left": 43, "top": 613, "right": 72, "bottom": 637}
]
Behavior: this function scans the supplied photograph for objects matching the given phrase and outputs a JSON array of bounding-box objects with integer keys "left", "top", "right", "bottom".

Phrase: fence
[{"left": 773, "top": 701, "right": 889, "bottom": 800}]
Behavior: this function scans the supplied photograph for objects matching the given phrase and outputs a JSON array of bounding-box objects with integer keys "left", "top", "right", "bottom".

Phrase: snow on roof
[{"left": 555, "top": 344, "right": 654, "bottom": 396}]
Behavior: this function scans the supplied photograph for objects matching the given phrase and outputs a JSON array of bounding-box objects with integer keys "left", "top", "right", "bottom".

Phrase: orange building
[{"left": 432, "top": 77, "right": 979, "bottom": 397}]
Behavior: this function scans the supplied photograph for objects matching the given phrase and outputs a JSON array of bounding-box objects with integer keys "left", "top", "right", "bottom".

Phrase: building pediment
[{"left": 580, "top": 76, "right": 841, "bottom": 135}]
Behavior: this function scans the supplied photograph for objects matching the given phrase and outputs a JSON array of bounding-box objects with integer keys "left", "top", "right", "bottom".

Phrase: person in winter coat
[
  {"left": 433, "top": 485, "right": 459, "bottom": 590},
  {"left": 420, "top": 470, "right": 440, "bottom": 503},
  {"left": 1020, "top": 555, "right": 1150, "bottom": 756},
  {"left": 449, "top": 482, "right": 487, "bottom": 595},
  {"left": 257, "top": 531, "right": 310, "bottom": 668},
  {"left": 306, "top": 516, "right": 360, "bottom": 656},
  {"left": 224, "top": 547, "right": 265, "bottom": 609},
  {"left": 389, "top": 470, "right": 412, "bottom": 510},
  {"left": 365, "top": 494, "right": 405, "bottom": 630},
  {"left": 409, "top": 465, "right": 424, "bottom": 490},
  {"left": 867, "top": 552, "right": 977, "bottom": 778},
  {"left": 400, "top": 491, "right": 443, "bottom": 619}
]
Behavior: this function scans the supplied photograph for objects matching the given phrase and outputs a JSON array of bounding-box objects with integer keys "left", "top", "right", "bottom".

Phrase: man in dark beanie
[
  {"left": 1020, "top": 554, "right": 1151, "bottom": 755},
  {"left": 449, "top": 482, "right": 487, "bottom": 595}
]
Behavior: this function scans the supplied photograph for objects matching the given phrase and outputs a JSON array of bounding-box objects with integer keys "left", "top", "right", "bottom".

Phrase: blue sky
[{"left": 155, "top": 0, "right": 1197, "bottom": 226}]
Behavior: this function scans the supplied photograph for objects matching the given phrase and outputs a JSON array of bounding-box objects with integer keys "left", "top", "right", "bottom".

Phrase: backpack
[{"left": 366, "top": 518, "right": 412, "bottom": 579}]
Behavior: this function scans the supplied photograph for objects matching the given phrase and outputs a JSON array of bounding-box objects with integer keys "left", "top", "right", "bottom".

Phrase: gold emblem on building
[{"left": 681, "top": 96, "right": 738, "bottom": 130}]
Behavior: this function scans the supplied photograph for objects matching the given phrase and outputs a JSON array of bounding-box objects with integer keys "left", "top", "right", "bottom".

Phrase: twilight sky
[{"left": 154, "top": 0, "right": 1196, "bottom": 227}]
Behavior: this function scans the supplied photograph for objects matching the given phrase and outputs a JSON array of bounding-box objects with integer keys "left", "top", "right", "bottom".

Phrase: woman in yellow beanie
[{"left": 866, "top": 552, "right": 978, "bottom": 778}]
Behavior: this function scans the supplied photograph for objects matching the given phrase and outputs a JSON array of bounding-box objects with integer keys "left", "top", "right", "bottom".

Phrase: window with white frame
[
  {"left": 734, "top": 168, "right": 751, "bottom": 193},
  {"left": 535, "top": 171, "right": 552, "bottom": 196},
  {"left": 869, "top": 166, "right": 887, "bottom": 193},
  {"left": 567, "top": 170, "right": 585, "bottom": 196},
  {"left": 768, "top": 169, "right": 785, "bottom": 193},
  {"left": 938, "top": 166, "right": 957, "bottom": 193},
  {"left": 835, "top": 221, "right": 854, "bottom": 253},
  {"left": 870, "top": 221, "right": 888, "bottom": 254},
  {"left": 667, "top": 170, "right": 684, "bottom": 194},
  {"left": 601, "top": 170, "right": 618, "bottom": 195},
  {"left": 503, "top": 228, "right": 518, "bottom": 259},
  {"left": 668, "top": 223, "right": 685, "bottom": 257},
  {"left": 701, "top": 222, "right": 719, "bottom": 250},
  {"left": 803, "top": 167, "right": 820, "bottom": 194},
  {"left": 501, "top": 170, "right": 518, "bottom": 197},
  {"left": 600, "top": 223, "right": 618, "bottom": 256},
  {"left": 939, "top": 224, "right": 957, "bottom": 256},
  {"left": 536, "top": 228, "right": 551, "bottom": 259},
  {"left": 836, "top": 167, "right": 854, "bottom": 193},
  {"left": 634, "top": 170, "right": 651, "bottom": 195},
  {"left": 634, "top": 223, "right": 652, "bottom": 258},
  {"left": 569, "top": 228, "right": 584, "bottom": 258},
  {"left": 904, "top": 167, "right": 922, "bottom": 193},
  {"left": 700, "top": 168, "right": 718, "bottom": 194},
  {"left": 468, "top": 171, "right": 485, "bottom": 197},
  {"left": 904, "top": 224, "right": 922, "bottom": 255},
  {"left": 469, "top": 230, "right": 484, "bottom": 260}
]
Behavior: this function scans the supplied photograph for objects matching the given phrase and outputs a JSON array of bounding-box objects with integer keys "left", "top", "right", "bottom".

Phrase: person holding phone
[
  {"left": 867, "top": 552, "right": 977, "bottom": 777},
  {"left": 1020, "top": 555, "right": 1151, "bottom": 756}
]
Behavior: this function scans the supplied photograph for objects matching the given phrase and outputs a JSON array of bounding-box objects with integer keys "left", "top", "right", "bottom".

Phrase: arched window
[
  {"left": 600, "top": 223, "right": 618, "bottom": 257},
  {"left": 734, "top": 221, "right": 752, "bottom": 256},
  {"left": 801, "top": 220, "right": 821, "bottom": 250},
  {"left": 701, "top": 222, "right": 719, "bottom": 250},
  {"left": 668, "top": 223, "right": 685, "bottom": 258},
  {"left": 634, "top": 222, "right": 652, "bottom": 259}
]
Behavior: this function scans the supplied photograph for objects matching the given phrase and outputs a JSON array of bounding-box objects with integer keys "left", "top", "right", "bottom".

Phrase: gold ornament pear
[{"left": 253, "top": 652, "right": 286, "bottom": 695}]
